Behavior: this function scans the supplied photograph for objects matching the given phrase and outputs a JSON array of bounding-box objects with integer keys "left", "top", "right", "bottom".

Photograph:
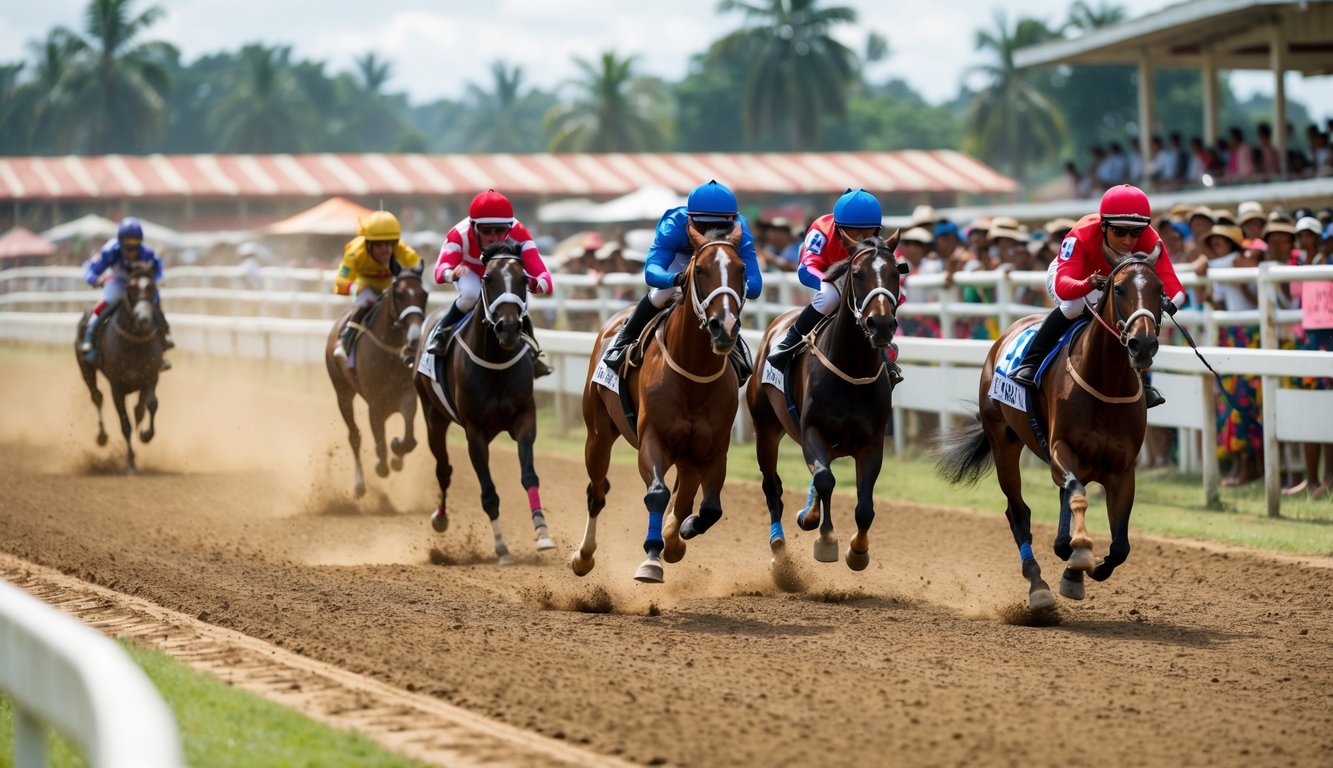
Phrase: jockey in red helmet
[
  {"left": 765, "top": 188, "right": 905, "bottom": 384},
  {"left": 79, "top": 216, "right": 174, "bottom": 370},
  {"left": 1009, "top": 184, "right": 1187, "bottom": 408},
  {"left": 427, "top": 189, "right": 555, "bottom": 377}
]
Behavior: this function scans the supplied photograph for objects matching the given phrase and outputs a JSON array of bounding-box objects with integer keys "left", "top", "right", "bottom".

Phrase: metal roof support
[
  {"left": 1202, "top": 47, "right": 1219, "bottom": 147},
  {"left": 1270, "top": 24, "right": 1289, "bottom": 177},
  {"left": 1138, "top": 52, "right": 1156, "bottom": 191}
]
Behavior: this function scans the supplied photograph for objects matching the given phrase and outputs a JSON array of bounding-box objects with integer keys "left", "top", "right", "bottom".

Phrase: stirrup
[
  {"left": 159, "top": 358, "right": 173, "bottom": 372},
  {"left": 888, "top": 362, "right": 904, "bottom": 387},
  {"left": 1010, "top": 365, "right": 1037, "bottom": 387},
  {"left": 79, "top": 339, "right": 94, "bottom": 353},
  {"left": 333, "top": 341, "right": 347, "bottom": 360},
  {"left": 532, "top": 351, "right": 553, "bottom": 378},
  {"left": 1145, "top": 385, "right": 1165, "bottom": 409},
  {"left": 163, "top": 336, "right": 176, "bottom": 351}
]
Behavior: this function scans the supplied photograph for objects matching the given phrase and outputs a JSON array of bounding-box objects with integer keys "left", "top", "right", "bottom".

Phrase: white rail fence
[
  {"left": 0, "top": 578, "right": 183, "bottom": 768},
  {"left": 4, "top": 263, "right": 1332, "bottom": 516}
]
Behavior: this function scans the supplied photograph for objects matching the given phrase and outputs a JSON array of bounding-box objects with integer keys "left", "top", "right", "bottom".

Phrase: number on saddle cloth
[{"left": 995, "top": 317, "right": 1090, "bottom": 388}]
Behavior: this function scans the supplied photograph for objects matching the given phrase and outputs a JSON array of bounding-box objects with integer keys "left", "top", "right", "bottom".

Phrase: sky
[{"left": 3, "top": 0, "right": 1331, "bottom": 122}]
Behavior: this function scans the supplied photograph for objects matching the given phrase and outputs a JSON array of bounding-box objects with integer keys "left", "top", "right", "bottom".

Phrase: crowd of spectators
[{"left": 1067, "top": 119, "right": 1333, "bottom": 197}]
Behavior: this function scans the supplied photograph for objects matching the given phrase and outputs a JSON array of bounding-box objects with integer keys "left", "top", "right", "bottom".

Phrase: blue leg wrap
[
  {"left": 1019, "top": 541, "right": 1034, "bottom": 563},
  {"left": 770, "top": 521, "right": 784, "bottom": 543}
]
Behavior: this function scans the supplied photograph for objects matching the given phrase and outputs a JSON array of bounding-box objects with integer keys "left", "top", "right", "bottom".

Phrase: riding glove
[{"left": 672, "top": 271, "right": 687, "bottom": 287}]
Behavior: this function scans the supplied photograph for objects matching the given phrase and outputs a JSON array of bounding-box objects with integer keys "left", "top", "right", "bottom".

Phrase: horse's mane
[
  {"left": 696, "top": 224, "right": 735, "bottom": 241},
  {"left": 127, "top": 260, "right": 156, "bottom": 277},
  {"left": 482, "top": 239, "right": 522, "bottom": 263}
]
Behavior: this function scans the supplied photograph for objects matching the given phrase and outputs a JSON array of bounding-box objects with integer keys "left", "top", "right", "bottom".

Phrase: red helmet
[
  {"left": 1099, "top": 184, "right": 1152, "bottom": 228},
  {"left": 469, "top": 189, "right": 515, "bottom": 227}
]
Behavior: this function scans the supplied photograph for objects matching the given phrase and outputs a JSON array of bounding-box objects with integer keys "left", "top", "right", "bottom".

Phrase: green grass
[{"left": 0, "top": 639, "right": 431, "bottom": 768}]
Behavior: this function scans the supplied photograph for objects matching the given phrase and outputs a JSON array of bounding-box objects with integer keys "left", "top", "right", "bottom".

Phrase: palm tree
[
  {"left": 23, "top": 29, "right": 86, "bottom": 152},
  {"left": 456, "top": 62, "right": 549, "bottom": 153},
  {"left": 1064, "top": 0, "right": 1127, "bottom": 33},
  {"left": 53, "top": 0, "right": 178, "bottom": 153},
  {"left": 544, "top": 52, "right": 668, "bottom": 153},
  {"left": 353, "top": 52, "right": 393, "bottom": 97},
  {"left": 964, "top": 11, "right": 1065, "bottom": 187},
  {"left": 713, "top": 0, "right": 860, "bottom": 149},
  {"left": 210, "top": 44, "right": 312, "bottom": 153}
]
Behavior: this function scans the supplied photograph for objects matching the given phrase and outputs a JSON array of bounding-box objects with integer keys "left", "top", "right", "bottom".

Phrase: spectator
[
  {"left": 1238, "top": 201, "right": 1267, "bottom": 242},
  {"left": 1065, "top": 160, "right": 1090, "bottom": 198},
  {"left": 1126, "top": 138, "right": 1144, "bottom": 184},
  {"left": 759, "top": 217, "right": 801, "bottom": 272},
  {"left": 1186, "top": 136, "right": 1208, "bottom": 186},
  {"left": 1284, "top": 217, "right": 1333, "bottom": 496},
  {"left": 1167, "top": 132, "right": 1188, "bottom": 187},
  {"left": 1255, "top": 122, "right": 1281, "bottom": 180},
  {"left": 1099, "top": 142, "right": 1128, "bottom": 187},
  {"left": 1200, "top": 222, "right": 1262, "bottom": 486},
  {"left": 1149, "top": 134, "right": 1180, "bottom": 189},
  {"left": 1227, "top": 126, "right": 1256, "bottom": 183}
]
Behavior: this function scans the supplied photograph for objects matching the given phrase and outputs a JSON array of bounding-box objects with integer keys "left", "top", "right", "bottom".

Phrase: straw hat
[
  {"left": 1168, "top": 203, "right": 1194, "bottom": 222},
  {"left": 1188, "top": 206, "right": 1215, "bottom": 224},
  {"left": 988, "top": 216, "right": 1030, "bottom": 243},
  {"left": 1043, "top": 217, "right": 1077, "bottom": 235},
  {"left": 909, "top": 204, "right": 939, "bottom": 229},
  {"left": 1212, "top": 209, "right": 1237, "bottom": 226},
  {"left": 1237, "top": 201, "right": 1266, "bottom": 226},
  {"left": 900, "top": 226, "right": 934, "bottom": 245},
  {"left": 1261, "top": 219, "right": 1296, "bottom": 238},
  {"left": 1205, "top": 224, "right": 1244, "bottom": 251}
]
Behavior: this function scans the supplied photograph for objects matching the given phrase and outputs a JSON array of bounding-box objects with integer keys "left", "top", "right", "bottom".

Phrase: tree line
[{"left": 0, "top": 0, "right": 1310, "bottom": 188}]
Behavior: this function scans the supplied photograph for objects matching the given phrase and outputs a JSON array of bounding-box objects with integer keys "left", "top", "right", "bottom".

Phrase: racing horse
[
  {"left": 746, "top": 231, "right": 904, "bottom": 570},
  {"left": 572, "top": 222, "right": 747, "bottom": 583},
  {"left": 325, "top": 261, "right": 428, "bottom": 497},
  {"left": 75, "top": 261, "right": 164, "bottom": 474},
  {"left": 414, "top": 240, "right": 554, "bottom": 563},
  {"left": 935, "top": 245, "right": 1165, "bottom": 610}
]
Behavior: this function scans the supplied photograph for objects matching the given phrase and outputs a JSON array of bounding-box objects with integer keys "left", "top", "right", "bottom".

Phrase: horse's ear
[
  {"left": 884, "top": 228, "right": 901, "bottom": 251},
  {"left": 727, "top": 220, "right": 742, "bottom": 244},
  {"left": 389, "top": 256, "right": 402, "bottom": 276},
  {"left": 835, "top": 226, "right": 859, "bottom": 253},
  {"left": 686, "top": 219, "right": 707, "bottom": 251},
  {"left": 1144, "top": 242, "right": 1162, "bottom": 265}
]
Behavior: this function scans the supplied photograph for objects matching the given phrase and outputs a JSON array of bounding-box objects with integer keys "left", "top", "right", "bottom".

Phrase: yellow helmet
[{"left": 362, "top": 210, "right": 401, "bottom": 242}]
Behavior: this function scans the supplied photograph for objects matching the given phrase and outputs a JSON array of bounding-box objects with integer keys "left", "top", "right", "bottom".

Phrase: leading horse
[
  {"left": 75, "top": 261, "right": 164, "bottom": 473},
  {"left": 325, "top": 262, "right": 428, "bottom": 498},
  {"left": 572, "top": 222, "right": 747, "bottom": 583},
  {"left": 935, "top": 245, "right": 1165, "bottom": 610},
  {"left": 413, "top": 240, "right": 554, "bottom": 564},
  {"left": 747, "top": 232, "right": 903, "bottom": 570}
]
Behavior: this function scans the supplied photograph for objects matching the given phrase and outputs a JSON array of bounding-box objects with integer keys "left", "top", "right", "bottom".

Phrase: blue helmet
[
  {"left": 833, "top": 189, "right": 882, "bottom": 229},
  {"left": 117, "top": 216, "right": 143, "bottom": 242},
  {"left": 686, "top": 180, "right": 738, "bottom": 220}
]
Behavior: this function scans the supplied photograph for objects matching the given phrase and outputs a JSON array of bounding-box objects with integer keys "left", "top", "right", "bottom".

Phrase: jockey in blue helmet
[
  {"left": 79, "top": 216, "right": 174, "bottom": 369},
  {"left": 599, "top": 180, "right": 763, "bottom": 380},
  {"left": 765, "top": 188, "right": 904, "bottom": 385}
]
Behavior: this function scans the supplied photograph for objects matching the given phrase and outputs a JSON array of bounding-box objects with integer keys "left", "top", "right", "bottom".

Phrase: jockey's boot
[
  {"left": 601, "top": 293, "right": 659, "bottom": 371},
  {"left": 729, "top": 335, "right": 754, "bottom": 387},
  {"left": 767, "top": 304, "right": 824, "bottom": 372},
  {"left": 79, "top": 319, "right": 100, "bottom": 363},
  {"left": 1010, "top": 309, "right": 1076, "bottom": 387},
  {"left": 155, "top": 307, "right": 174, "bottom": 370},
  {"left": 885, "top": 343, "right": 904, "bottom": 387},
  {"left": 521, "top": 315, "right": 553, "bottom": 378},
  {"left": 425, "top": 302, "right": 466, "bottom": 357},
  {"left": 334, "top": 304, "right": 372, "bottom": 364},
  {"left": 1142, "top": 370, "right": 1165, "bottom": 408}
]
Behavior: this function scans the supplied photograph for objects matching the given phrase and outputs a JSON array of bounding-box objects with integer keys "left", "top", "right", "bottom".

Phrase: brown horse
[
  {"left": 572, "top": 222, "right": 747, "bottom": 583},
  {"left": 75, "top": 261, "right": 164, "bottom": 474},
  {"left": 325, "top": 262, "right": 428, "bottom": 498},
  {"left": 935, "top": 245, "right": 1165, "bottom": 610},
  {"left": 747, "top": 232, "right": 903, "bottom": 570},
  {"left": 413, "top": 241, "right": 554, "bottom": 564}
]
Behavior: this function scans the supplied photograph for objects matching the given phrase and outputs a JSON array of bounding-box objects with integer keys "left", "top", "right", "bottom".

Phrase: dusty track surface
[{"left": 2, "top": 350, "right": 1331, "bottom": 767}]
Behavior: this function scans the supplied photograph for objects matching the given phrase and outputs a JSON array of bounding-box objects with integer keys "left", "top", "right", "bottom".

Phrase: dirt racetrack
[{"left": 2, "top": 349, "right": 1331, "bottom": 767}]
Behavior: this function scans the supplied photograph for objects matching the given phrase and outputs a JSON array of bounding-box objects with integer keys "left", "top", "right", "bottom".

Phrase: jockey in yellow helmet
[{"left": 332, "top": 210, "right": 423, "bottom": 363}]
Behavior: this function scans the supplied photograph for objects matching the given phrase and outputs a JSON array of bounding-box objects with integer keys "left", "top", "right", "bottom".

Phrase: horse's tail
[{"left": 933, "top": 412, "right": 994, "bottom": 487}]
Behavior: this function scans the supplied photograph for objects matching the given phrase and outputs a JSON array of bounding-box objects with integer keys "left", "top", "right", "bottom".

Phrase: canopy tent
[
  {"left": 0, "top": 227, "right": 55, "bottom": 261},
  {"left": 40, "top": 213, "right": 184, "bottom": 248},
  {"left": 539, "top": 186, "right": 686, "bottom": 224},
  {"left": 535, "top": 197, "right": 599, "bottom": 224},
  {"left": 1013, "top": 0, "right": 1333, "bottom": 177},
  {"left": 265, "top": 197, "right": 375, "bottom": 236}
]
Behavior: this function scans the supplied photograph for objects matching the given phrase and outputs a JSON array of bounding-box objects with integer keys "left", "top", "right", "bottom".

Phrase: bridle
[
  {"left": 1085, "top": 256, "right": 1161, "bottom": 347},
  {"left": 387, "top": 270, "right": 425, "bottom": 331},
  {"left": 842, "top": 240, "right": 900, "bottom": 341},
  {"left": 687, "top": 239, "right": 745, "bottom": 331},
  {"left": 479, "top": 252, "right": 529, "bottom": 327}
]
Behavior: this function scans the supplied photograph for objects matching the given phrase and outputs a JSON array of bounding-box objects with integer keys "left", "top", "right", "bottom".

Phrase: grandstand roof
[{"left": 0, "top": 152, "right": 1016, "bottom": 201}]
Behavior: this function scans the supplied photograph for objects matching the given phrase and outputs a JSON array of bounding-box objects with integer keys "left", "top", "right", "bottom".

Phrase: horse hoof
[
  {"left": 679, "top": 515, "right": 700, "bottom": 540},
  {"left": 139, "top": 430, "right": 154, "bottom": 444},
  {"left": 663, "top": 538, "right": 686, "bottom": 564},
  {"left": 430, "top": 509, "right": 448, "bottom": 533},
  {"left": 813, "top": 536, "right": 839, "bottom": 563},
  {"left": 570, "top": 551, "right": 594, "bottom": 577},
  {"left": 535, "top": 535, "right": 556, "bottom": 551},
  {"left": 97, "top": 433, "right": 108, "bottom": 447},
  {"left": 1059, "top": 577, "right": 1085, "bottom": 600},
  {"left": 496, "top": 553, "right": 513, "bottom": 566},
  {"left": 846, "top": 548, "right": 870, "bottom": 571},
  {"left": 796, "top": 507, "right": 820, "bottom": 532},
  {"left": 1067, "top": 548, "right": 1096, "bottom": 573},
  {"left": 1030, "top": 588, "right": 1057, "bottom": 610},
  {"left": 375, "top": 463, "right": 390, "bottom": 479},
  {"left": 633, "top": 559, "right": 664, "bottom": 584},
  {"left": 390, "top": 456, "right": 403, "bottom": 472},
  {"left": 354, "top": 483, "right": 366, "bottom": 500},
  {"left": 769, "top": 535, "right": 785, "bottom": 553}
]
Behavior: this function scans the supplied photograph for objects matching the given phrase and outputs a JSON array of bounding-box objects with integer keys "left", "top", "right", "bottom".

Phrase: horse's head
[
  {"left": 825, "top": 228, "right": 905, "bottom": 349},
  {"left": 1099, "top": 243, "right": 1165, "bottom": 370},
  {"left": 479, "top": 239, "right": 528, "bottom": 350},
  {"left": 125, "top": 261, "right": 158, "bottom": 332},
  {"left": 387, "top": 259, "right": 427, "bottom": 366},
  {"left": 684, "top": 220, "right": 746, "bottom": 355}
]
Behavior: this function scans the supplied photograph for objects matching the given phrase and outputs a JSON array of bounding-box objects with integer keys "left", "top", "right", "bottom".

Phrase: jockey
[
  {"left": 599, "top": 179, "right": 763, "bottom": 373},
  {"left": 1009, "top": 184, "right": 1187, "bottom": 408},
  {"left": 765, "top": 189, "right": 905, "bottom": 385},
  {"left": 79, "top": 216, "right": 174, "bottom": 370},
  {"left": 426, "top": 189, "right": 554, "bottom": 378},
  {"left": 332, "top": 210, "right": 423, "bottom": 363}
]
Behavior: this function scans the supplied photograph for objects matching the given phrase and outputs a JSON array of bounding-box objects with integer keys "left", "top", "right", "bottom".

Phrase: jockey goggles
[
  {"left": 1107, "top": 224, "right": 1145, "bottom": 239},
  {"left": 475, "top": 224, "right": 512, "bottom": 237}
]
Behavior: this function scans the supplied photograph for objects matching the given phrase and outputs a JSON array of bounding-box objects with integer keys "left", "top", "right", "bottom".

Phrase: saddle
[{"left": 427, "top": 309, "right": 476, "bottom": 386}]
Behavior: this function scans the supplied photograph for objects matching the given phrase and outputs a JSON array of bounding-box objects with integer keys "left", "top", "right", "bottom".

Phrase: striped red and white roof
[{"left": 0, "top": 152, "right": 1015, "bottom": 201}]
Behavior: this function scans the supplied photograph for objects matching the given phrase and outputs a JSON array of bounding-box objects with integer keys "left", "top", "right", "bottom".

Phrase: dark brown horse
[
  {"left": 325, "top": 262, "right": 428, "bottom": 498},
  {"left": 75, "top": 261, "right": 164, "bottom": 474},
  {"left": 572, "top": 222, "right": 747, "bottom": 583},
  {"left": 747, "top": 232, "right": 903, "bottom": 570},
  {"left": 935, "top": 245, "right": 1165, "bottom": 610},
  {"left": 414, "top": 241, "right": 553, "bottom": 564}
]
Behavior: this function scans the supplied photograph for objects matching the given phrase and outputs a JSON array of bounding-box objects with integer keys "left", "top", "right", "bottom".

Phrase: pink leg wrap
[
  {"left": 527, "top": 486, "right": 542, "bottom": 513},
  {"left": 91, "top": 300, "right": 108, "bottom": 318}
]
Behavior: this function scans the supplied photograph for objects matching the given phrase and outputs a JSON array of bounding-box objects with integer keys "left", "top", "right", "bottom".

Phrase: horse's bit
[
  {"left": 845, "top": 243, "right": 899, "bottom": 337},
  {"left": 687, "top": 240, "right": 745, "bottom": 330},
  {"left": 1084, "top": 257, "right": 1160, "bottom": 347}
]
